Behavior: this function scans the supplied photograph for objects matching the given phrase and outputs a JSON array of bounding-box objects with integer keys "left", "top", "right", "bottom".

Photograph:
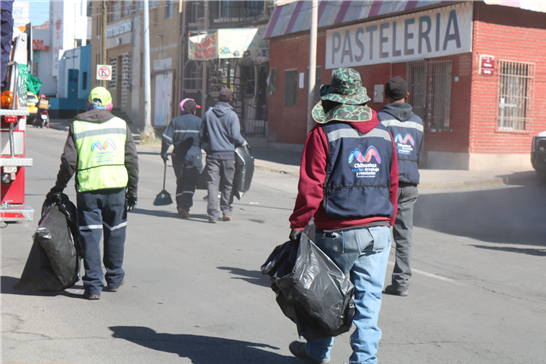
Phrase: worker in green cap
[{"left": 47, "top": 86, "right": 139, "bottom": 300}]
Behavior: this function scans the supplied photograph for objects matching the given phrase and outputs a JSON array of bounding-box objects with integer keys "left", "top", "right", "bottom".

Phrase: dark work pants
[
  {"left": 77, "top": 188, "right": 127, "bottom": 295},
  {"left": 391, "top": 184, "right": 418, "bottom": 291},
  {"left": 172, "top": 156, "right": 202, "bottom": 212},
  {"left": 1, "top": 11, "right": 13, "bottom": 88},
  {"left": 204, "top": 157, "right": 235, "bottom": 221}
]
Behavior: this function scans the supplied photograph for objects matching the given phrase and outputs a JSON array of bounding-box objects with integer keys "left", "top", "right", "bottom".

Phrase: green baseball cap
[
  {"left": 312, "top": 68, "right": 372, "bottom": 124},
  {"left": 88, "top": 86, "right": 112, "bottom": 106}
]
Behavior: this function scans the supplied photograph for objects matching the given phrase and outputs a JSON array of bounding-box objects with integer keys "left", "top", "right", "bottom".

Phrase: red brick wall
[
  {"left": 268, "top": 2, "right": 546, "bottom": 156},
  {"left": 470, "top": 2, "right": 546, "bottom": 154}
]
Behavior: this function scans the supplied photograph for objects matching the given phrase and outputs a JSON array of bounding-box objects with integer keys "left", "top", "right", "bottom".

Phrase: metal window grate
[
  {"left": 407, "top": 60, "right": 452, "bottom": 130},
  {"left": 496, "top": 60, "right": 534, "bottom": 132},
  {"left": 284, "top": 70, "right": 298, "bottom": 106},
  {"left": 184, "top": 60, "right": 203, "bottom": 90}
]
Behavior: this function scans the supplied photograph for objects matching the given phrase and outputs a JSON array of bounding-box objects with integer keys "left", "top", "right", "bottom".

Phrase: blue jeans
[{"left": 306, "top": 226, "right": 392, "bottom": 364}]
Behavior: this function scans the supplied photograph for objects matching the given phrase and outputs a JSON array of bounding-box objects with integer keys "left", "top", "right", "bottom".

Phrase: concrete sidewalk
[{"left": 48, "top": 118, "right": 538, "bottom": 189}]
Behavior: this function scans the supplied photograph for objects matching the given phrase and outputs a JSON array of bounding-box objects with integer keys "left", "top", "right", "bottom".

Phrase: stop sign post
[{"left": 96, "top": 65, "right": 112, "bottom": 81}]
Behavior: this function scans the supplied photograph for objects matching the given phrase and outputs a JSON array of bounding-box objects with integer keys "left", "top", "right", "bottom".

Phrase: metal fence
[{"left": 496, "top": 60, "right": 535, "bottom": 132}]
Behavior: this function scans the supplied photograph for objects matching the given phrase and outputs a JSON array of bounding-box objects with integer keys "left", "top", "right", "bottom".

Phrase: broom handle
[{"left": 163, "top": 159, "right": 167, "bottom": 190}]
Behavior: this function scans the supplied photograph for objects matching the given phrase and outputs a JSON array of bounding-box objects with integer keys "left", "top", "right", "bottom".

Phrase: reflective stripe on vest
[
  {"left": 73, "top": 117, "right": 128, "bottom": 192},
  {"left": 321, "top": 122, "right": 394, "bottom": 219}
]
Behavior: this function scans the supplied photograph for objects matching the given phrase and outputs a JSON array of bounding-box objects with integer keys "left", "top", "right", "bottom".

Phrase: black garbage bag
[
  {"left": 233, "top": 144, "right": 254, "bottom": 200},
  {"left": 14, "top": 194, "right": 82, "bottom": 292},
  {"left": 261, "top": 231, "right": 355, "bottom": 341}
]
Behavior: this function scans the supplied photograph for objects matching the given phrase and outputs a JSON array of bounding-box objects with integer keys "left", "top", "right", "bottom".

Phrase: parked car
[
  {"left": 531, "top": 130, "right": 546, "bottom": 182},
  {"left": 26, "top": 91, "right": 38, "bottom": 122}
]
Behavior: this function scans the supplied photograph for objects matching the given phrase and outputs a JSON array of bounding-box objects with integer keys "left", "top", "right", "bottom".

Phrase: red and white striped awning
[{"left": 265, "top": 0, "right": 546, "bottom": 39}]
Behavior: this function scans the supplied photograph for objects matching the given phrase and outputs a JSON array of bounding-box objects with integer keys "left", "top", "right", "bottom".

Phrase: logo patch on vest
[
  {"left": 91, "top": 138, "right": 117, "bottom": 163},
  {"left": 349, "top": 147, "right": 381, "bottom": 178},
  {"left": 394, "top": 133, "right": 414, "bottom": 155}
]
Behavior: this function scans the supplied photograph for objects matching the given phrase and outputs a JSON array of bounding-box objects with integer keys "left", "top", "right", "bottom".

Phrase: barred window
[
  {"left": 284, "top": 69, "right": 298, "bottom": 106},
  {"left": 497, "top": 60, "right": 535, "bottom": 132}
]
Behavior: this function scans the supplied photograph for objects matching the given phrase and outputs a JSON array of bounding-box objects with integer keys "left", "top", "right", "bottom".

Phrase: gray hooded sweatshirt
[{"left": 200, "top": 101, "right": 245, "bottom": 159}]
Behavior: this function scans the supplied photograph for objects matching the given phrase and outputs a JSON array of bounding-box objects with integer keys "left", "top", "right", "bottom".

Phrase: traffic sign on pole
[{"left": 96, "top": 65, "right": 112, "bottom": 81}]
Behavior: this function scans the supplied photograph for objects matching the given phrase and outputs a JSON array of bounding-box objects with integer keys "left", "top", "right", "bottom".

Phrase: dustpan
[{"left": 153, "top": 160, "right": 173, "bottom": 206}]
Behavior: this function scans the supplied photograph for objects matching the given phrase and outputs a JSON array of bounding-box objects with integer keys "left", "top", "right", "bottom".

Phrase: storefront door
[{"left": 154, "top": 71, "right": 172, "bottom": 126}]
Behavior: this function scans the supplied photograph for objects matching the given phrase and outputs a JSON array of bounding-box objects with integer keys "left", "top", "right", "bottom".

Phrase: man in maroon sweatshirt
[{"left": 287, "top": 68, "right": 398, "bottom": 364}]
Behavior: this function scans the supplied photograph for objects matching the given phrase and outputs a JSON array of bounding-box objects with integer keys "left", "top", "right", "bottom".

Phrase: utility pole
[
  {"left": 102, "top": 0, "right": 107, "bottom": 88},
  {"left": 143, "top": 0, "right": 154, "bottom": 136},
  {"left": 307, "top": 0, "right": 318, "bottom": 134},
  {"left": 202, "top": 0, "right": 209, "bottom": 109}
]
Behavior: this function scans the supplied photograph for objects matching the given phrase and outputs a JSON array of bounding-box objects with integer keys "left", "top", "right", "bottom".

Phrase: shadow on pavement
[
  {"left": 251, "top": 147, "right": 302, "bottom": 167},
  {"left": 217, "top": 266, "right": 271, "bottom": 288},
  {"left": 471, "top": 245, "right": 546, "bottom": 257},
  {"left": 109, "top": 326, "right": 297, "bottom": 364},
  {"left": 129, "top": 208, "right": 180, "bottom": 219},
  {"left": 1, "top": 276, "right": 83, "bottom": 298},
  {"left": 414, "top": 183, "right": 546, "bottom": 246},
  {"left": 497, "top": 170, "right": 542, "bottom": 186}
]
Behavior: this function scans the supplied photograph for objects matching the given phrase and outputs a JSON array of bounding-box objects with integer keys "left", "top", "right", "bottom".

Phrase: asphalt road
[{"left": 1, "top": 126, "right": 545, "bottom": 364}]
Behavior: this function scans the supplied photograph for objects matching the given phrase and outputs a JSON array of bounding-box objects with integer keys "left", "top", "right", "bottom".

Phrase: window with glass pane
[
  {"left": 166, "top": 0, "right": 173, "bottom": 18},
  {"left": 284, "top": 70, "right": 298, "bottom": 106},
  {"left": 113, "top": 1, "right": 121, "bottom": 21}
]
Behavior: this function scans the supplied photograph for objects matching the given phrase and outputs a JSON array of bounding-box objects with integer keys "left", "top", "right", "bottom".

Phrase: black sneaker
[
  {"left": 288, "top": 341, "right": 330, "bottom": 364},
  {"left": 384, "top": 285, "right": 408, "bottom": 296},
  {"left": 83, "top": 291, "right": 100, "bottom": 300},
  {"left": 107, "top": 279, "right": 125, "bottom": 292}
]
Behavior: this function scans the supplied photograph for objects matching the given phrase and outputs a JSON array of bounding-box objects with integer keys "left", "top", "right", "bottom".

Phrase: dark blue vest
[
  {"left": 321, "top": 122, "right": 394, "bottom": 220},
  {"left": 378, "top": 112, "right": 423, "bottom": 185}
]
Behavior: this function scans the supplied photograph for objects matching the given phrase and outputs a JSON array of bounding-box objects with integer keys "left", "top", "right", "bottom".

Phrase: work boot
[
  {"left": 107, "top": 279, "right": 125, "bottom": 292},
  {"left": 208, "top": 218, "right": 217, "bottom": 224},
  {"left": 288, "top": 341, "right": 330, "bottom": 364},
  {"left": 178, "top": 208, "right": 190, "bottom": 219},
  {"left": 222, "top": 215, "right": 232, "bottom": 221},
  {"left": 384, "top": 284, "right": 408, "bottom": 296},
  {"left": 83, "top": 291, "right": 100, "bottom": 300}
]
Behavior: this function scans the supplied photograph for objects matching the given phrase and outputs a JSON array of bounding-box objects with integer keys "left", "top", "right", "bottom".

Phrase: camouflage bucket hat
[{"left": 312, "top": 68, "right": 372, "bottom": 124}]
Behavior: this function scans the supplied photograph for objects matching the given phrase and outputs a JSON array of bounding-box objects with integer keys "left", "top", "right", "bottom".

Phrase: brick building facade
[{"left": 266, "top": 1, "right": 546, "bottom": 170}]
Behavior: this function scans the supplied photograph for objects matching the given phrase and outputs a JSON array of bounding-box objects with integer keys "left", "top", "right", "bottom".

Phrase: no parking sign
[{"left": 96, "top": 65, "right": 112, "bottom": 81}]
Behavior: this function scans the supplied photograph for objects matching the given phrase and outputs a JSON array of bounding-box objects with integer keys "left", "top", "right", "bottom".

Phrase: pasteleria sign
[{"left": 326, "top": 2, "right": 473, "bottom": 69}]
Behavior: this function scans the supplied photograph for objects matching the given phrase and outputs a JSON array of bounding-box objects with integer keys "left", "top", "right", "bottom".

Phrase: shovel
[{"left": 153, "top": 160, "right": 173, "bottom": 206}]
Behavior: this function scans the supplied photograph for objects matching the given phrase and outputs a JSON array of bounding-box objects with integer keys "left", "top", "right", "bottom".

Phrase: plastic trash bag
[
  {"left": 14, "top": 194, "right": 82, "bottom": 292},
  {"left": 233, "top": 144, "right": 255, "bottom": 200},
  {"left": 261, "top": 230, "right": 355, "bottom": 341}
]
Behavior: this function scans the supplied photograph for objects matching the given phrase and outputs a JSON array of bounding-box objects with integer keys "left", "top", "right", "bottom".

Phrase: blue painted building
[{"left": 49, "top": 44, "right": 91, "bottom": 118}]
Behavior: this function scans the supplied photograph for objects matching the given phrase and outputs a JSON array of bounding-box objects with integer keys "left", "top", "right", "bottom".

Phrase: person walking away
[
  {"left": 199, "top": 88, "right": 246, "bottom": 223},
  {"left": 160, "top": 98, "right": 203, "bottom": 218},
  {"left": 46, "top": 87, "right": 139, "bottom": 300},
  {"left": 378, "top": 76, "right": 424, "bottom": 297},
  {"left": 288, "top": 68, "right": 399, "bottom": 364}
]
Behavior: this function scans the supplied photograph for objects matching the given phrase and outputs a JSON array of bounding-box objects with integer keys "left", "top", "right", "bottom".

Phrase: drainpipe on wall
[{"left": 178, "top": 0, "right": 187, "bottom": 116}]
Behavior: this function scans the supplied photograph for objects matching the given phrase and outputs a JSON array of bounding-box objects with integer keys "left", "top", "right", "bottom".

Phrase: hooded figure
[
  {"left": 378, "top": 76, "right": 424, "bottom": 298},
  {"left": 199, "top": 88, "right": 246, "bottom": 223},
  {"left": 47, "top": 86, "right": 139, "bottom": 300},
  {"left": 287, "top": 68, "right": 399, "bottom": 364},
  {"left": 160, "top": 98, "right": 203, "bottom": 218}
]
